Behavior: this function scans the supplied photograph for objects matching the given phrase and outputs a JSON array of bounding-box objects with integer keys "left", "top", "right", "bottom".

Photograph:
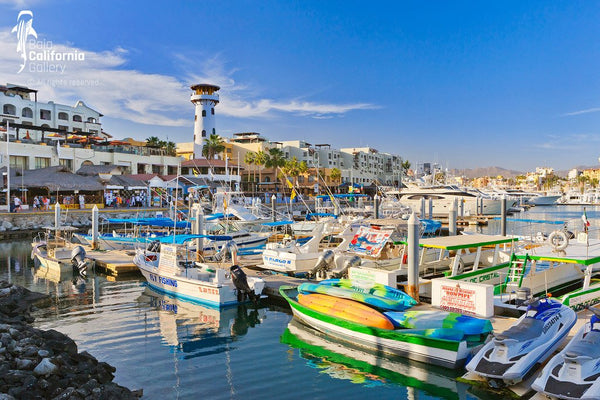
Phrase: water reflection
[
  {"left": 281, "top": 320, "right": 485, "bottom": 400},
  {"left": 138, "top": 286, "right": 266, "bottom": 360}
]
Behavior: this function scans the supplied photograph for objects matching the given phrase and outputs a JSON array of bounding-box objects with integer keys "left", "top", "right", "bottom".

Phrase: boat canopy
[
  {"left": 398, "top": 234, "right": 517, "bottom": 250},
  {"left": 306, "top": 212, "right": 338, "bottom": 220},
  {"left": 261, "top": 220, "right": 294, "bottom": 227},
  {"left": 515, "top": 238, "right": 600, "bottom": 266},
  {"left": 105, "top": 217, "right": 190, "bottom": 229}
]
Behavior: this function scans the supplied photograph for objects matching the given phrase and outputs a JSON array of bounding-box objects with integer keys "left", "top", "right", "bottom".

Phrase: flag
[
  {"left": 286, "top": 179, "right": 293, "bottom": 189},
  {"left": 329, "top": 194, "right": 335, "bottom": 203},
  {"left": 290, "top": 189, "right": 296, "bottom": 200},
  {"left": 582, "top": 209, "right": 590, "bottom": 231},
  {"left": 192, "top": 169, "right": 199, "bottom": 177}
]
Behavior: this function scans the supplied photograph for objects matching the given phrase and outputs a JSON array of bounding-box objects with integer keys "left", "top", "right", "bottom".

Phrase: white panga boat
[
  {"left": 133, "top": 239, "right": 265, "bottom": 307},
  {"left": 31, "top": 226, "right": 92, "bottom": 277}
]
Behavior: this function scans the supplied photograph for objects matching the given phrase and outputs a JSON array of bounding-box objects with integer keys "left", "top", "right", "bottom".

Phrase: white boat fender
[
  {"left": 548, "top": 230, "right": 569, "bottom": 251},
  {"left": 70, "top": 245, "right": 87, "bottom": 277},
  {"left": 230, "top": 265, "right": 257, "bottom": 304}
]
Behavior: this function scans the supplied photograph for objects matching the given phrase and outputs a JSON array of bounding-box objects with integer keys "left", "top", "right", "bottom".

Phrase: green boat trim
[
  {"left": 446, "top": 262, "right": 510, "bottom": 280},
  {"left": 280, "top": 285, "right": 462, "bottom": 353},
  {"left": 559, "top": 284, "right": 600, "bottom": 310},
  {"left": 514, "top": 253, "right": 600, "bottom": 266}
]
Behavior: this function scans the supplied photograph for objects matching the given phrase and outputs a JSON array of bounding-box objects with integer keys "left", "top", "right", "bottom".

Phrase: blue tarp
[
  {"left": 261, "top": 220, "right": 294, "bottom": 227},
  {"left": 306, "top": 213, "right": 338, "bottom": 220},
  {"left": 105, "top": 217, "right": 190, "bottom": 229}
]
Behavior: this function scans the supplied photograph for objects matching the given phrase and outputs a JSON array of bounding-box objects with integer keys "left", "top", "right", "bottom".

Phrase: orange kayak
[{"left": 298, "top": 293, "right": 395, "bottom": 330}]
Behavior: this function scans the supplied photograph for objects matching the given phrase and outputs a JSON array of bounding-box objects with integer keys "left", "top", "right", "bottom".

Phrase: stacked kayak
[{"left": 281, "top": 280, "right": 492, "bottom": 368}]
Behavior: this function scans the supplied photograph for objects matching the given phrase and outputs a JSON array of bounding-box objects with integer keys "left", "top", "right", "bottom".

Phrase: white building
[
  {"left": 1, "top": 83, "right": 181, "bottom": 175},
  {"left": 1, "top": 83, "right": 104, "bottom": 139}
]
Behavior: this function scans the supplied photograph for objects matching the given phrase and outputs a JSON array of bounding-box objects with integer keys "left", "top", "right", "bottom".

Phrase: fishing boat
[
  {"left": 280, "top": 284, "right": 492, "bottom": 368},
  {"left": 133, "top": 239, "right": 265, "bottom": 307},
  {"left": 465, "top": 297, "right": 576, "bottom": 387},
  {"left": 531, "top": 307, "right": 600, "bottom": 400},
  {"left": 31, "top": 226, "right": 92, "bottom": 277}
]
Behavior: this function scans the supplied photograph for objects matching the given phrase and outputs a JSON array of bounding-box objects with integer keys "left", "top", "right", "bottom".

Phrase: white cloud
[
  {"left": 0, "top": 27, "right": 376, "bottom": 128},
  {"left": 562, "top": 107, "right": 600, "bottom": 117},
  {"left": 534, "top": 133, "right": 600, "bottom": 150}
]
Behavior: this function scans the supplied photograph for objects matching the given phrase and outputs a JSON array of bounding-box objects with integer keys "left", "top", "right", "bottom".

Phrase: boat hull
[
  {"left": 281, "top": 287, "right": 471, "bottom": 369},
  {"left": 136, "top": 260, "right": 240, "bottom": 308}
]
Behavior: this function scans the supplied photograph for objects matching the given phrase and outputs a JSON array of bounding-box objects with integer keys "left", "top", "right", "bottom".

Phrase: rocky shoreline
[{"left": 0, "top": 281, "right": 142, "bottom": 399}]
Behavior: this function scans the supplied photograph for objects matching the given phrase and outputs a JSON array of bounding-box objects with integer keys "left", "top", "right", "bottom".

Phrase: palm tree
[
  {"left": 202, "top": 134, "right": 225, "bottom": 159},
  {"left": 330, "top": 168, "right": 341, "bottom": 185},
  {"left": 254, "top": 150, "right": 268, "bottom": 187},
  {"left": 163, "top": 141, "right": 177, "bottom": 156},
  {"left": 244, "top": 151, "right": 256, "bottom": 191},
  {"left": 146, "top": 136, "right": 161, "bottom": 147},
  {"left": 265, "top": 148, "right": 286, "bottom": 169},
  {"left": 401, "top": 160, "right": 411, "bottom": 175}
]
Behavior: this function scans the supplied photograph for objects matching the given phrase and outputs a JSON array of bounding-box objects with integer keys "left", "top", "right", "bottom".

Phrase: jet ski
[
  {"left": 532, "top": 307, "right": 600, "bottom": 400},
  {"left": 466, "top": 297, "right": 576, "bottom": 387}
]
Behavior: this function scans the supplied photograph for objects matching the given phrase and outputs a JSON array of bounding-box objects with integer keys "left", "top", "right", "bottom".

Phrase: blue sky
[{"left": 1, "top": 1, "right": 600, "bottom": 171}]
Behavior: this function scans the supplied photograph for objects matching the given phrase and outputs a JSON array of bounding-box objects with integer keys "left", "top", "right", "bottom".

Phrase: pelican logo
[{"left": 11, "top": 10, "right": 38, "bottom": 73}]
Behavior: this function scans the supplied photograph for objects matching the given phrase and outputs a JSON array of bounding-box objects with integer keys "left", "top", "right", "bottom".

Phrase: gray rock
[
  {"left": 0, "top": 393, "right": 17, "bottom": 400},
  {"left": 15, "top": 358, "right": 34, "bottom": 370},
  {"left": 38, "top": 349, "right": 50, "bottom": 357},
  {"left": 33, "top": 357, "right": 57, "bottom": 376}
]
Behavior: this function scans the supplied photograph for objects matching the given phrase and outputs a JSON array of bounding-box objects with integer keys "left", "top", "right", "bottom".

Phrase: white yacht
[{"left": 385, "top": 185, "right": 504, "bottom": 216}]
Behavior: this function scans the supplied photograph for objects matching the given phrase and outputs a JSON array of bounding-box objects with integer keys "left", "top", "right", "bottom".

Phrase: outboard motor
[
  {"left": 146, "top": 240, "right": 161, "bottom": 253},
  {"left": 330, "top": 254, "right": 362, "bottom": 279},
  {"left": 70, "top": 245, "right": 88, "bottom": 277},
  {"left": 309, "top": 250, "right": 335, "bottom": 279},
  {"left": 214, "top": 240, "right": 239, "bottom": 262},
  {"left": 230, "top": 265, "right": 257, "bottom": 304}
]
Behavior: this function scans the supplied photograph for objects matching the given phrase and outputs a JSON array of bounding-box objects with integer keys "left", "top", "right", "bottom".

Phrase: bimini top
[{"left": 411, "top": 234, "right": 517, "bottom": 250}]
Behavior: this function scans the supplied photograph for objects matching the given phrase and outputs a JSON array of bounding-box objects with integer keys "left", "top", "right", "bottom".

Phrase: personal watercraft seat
[
  {"left": 564, "top": 331, "right": 600, "bottom": 359},
  {"left": 564, "top": 314, "right": 600, "bottom": 359},
  {"left": 495, "top": 317, "right": 544, "bottom": 342}
]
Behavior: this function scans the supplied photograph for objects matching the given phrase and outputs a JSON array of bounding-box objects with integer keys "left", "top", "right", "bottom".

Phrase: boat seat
[
  {"left": 495, "top": 317, "right": 544, "bottom": 342},
  {"left": 565, "top": 331, "right": 600, "bottom": 359}
]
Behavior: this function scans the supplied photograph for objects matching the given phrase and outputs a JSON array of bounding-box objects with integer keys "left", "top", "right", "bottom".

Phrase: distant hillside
[{"left": 449, "top": 167, "right": 523, "bottom": 179}]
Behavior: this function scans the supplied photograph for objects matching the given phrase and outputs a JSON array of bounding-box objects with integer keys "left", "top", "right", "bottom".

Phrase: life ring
[{"left": 548, "top": 230, "right": 569, "bottom": 251}]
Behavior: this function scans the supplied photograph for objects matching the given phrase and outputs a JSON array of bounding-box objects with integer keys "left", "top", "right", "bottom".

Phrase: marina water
[{"left": 1, "top": 205, "right": 597, "bottom": 399}]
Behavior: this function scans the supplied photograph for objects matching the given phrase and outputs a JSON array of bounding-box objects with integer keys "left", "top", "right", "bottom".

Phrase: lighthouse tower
[{"left": 190, "top": 83, "right": 220, "bottom": 158}]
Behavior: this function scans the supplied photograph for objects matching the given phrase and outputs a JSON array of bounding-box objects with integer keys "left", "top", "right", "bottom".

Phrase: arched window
[
  {"left": 41, "top": 124, "right": 50, "bottom": 128},
  {"left": 73, "top": 114, "right": 82, "bottom": 122},
  {"left": 202, "top": 110, "right": 206, "bottom": 117},
  {"left": 211, "top": 108, "right": 214, "bottom": 115},
  {"left": 212, "top": 128, "right": 215, "bottom": 134},
  {"left": 87, "top": 117, "right": 96, "bottom": 123},
  {"left": 21, "top": 107, "right": 33, "bottom": 118},
  {"left": 201, "top": 130, "right": 206, "bottom": 137},
  {"left": 3, "top": 104, "right": 16, "bottom": 115},
  {"left": 58, "top": 112, "right": 69, "bottom": 120}
]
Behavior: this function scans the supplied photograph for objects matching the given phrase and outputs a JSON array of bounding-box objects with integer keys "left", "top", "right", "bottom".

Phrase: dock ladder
[{"left": 504, "top": 253, "right": 528, "bottom": 292}]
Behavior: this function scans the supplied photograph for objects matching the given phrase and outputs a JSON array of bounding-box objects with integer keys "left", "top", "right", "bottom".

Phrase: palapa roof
[
  {"left": 76, "top": 164, "right": 123, "bottom": 176},
  {"left": 9, "top": 166, "right": 104, "bottom": 191}
]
